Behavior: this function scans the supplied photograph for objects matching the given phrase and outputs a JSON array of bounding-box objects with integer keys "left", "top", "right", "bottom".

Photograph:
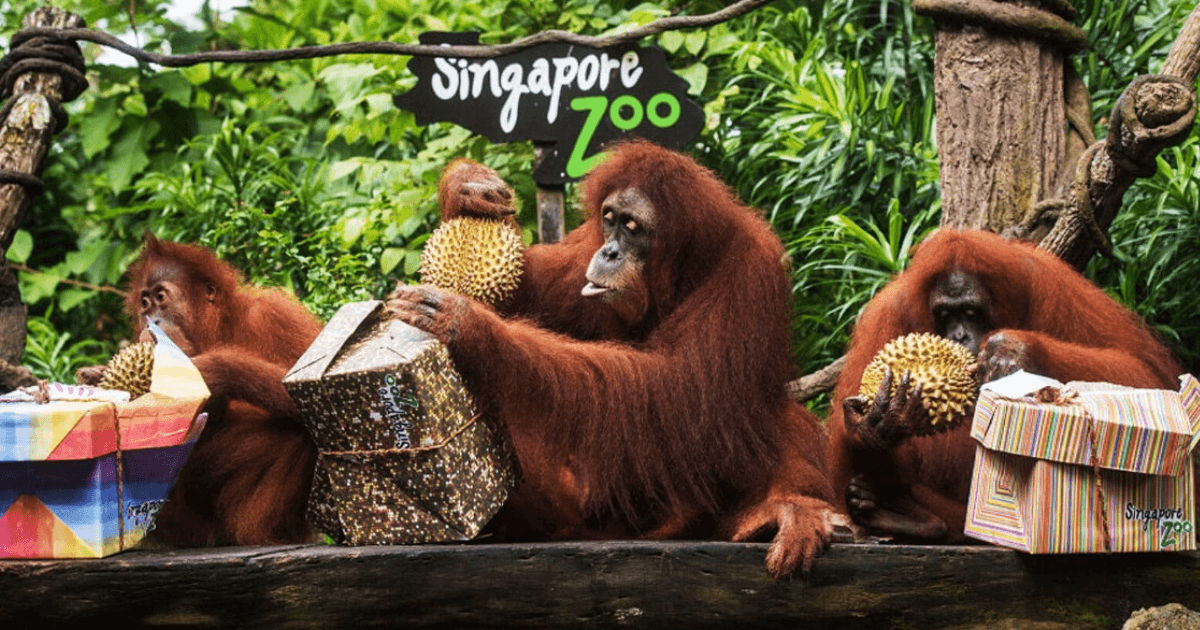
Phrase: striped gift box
[
  {"left": 966, "top": 373, "right": 1200, "bottom": 553},
  {"left": 0, "top": 322, "right": 209, "bottom": 558}
]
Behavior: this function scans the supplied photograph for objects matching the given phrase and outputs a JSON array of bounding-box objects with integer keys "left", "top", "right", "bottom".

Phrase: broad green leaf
[
  {"left": 380, "top": 247, "right": 406, "bottom": 274},
  {"left": 404, "top": 250, "right": 422, "bottom": 276},
  {"left": 660, "top": 31, "right": 684, "bottom": 53},
  {"left": 56, "top": 289, "right": 94, "bottom": 312},
  {"left": 178, "top": 63, "right": 211, "bottom": 85},
  {"left": 6, "top": 230, "right": 32, "bottom": 264},
  {"left": 64, "top": 244, "right": 105, "bottom": 276},
  {"left": 675, "top": 62, "right": 708, "bottom": 96},
  {"left": 341, "top": 217, "right": 366, "bottom": 244},
  {"left": 144, "top": 71, "right": 193, "bottom": 106},
  {"left": 283, "top": 81, "right": 317, "bottom": 112},
  {"left": 329, "top": 160, "right": 362, "bottom": 181},
  {"left": 106, "top": 122, "right": 157, "bottom": 193},
  {"left": 123, "top": 92, "right": 148, "bottom": 117},
  {"left": 80, "top": 98, "right": 119, "bottom": 159}
]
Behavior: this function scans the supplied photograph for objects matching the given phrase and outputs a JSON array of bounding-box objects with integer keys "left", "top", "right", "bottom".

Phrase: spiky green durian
[
  {"left": 98, "top": 342, "right": 155, "bottom": 399},
  {"left": 860, "top": 332, "right": 978, "bottom": 434},
  {"left": 421, "top": 216, "right": 524, "bottom": 307}
]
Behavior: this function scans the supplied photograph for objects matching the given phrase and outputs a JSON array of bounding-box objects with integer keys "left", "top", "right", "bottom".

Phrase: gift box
[
  {"left": 0, "top": 323, "right": 209, "bottom": 558},
  {"left": 283, "top": 300, "right": 520, "bottom": 545},
  {"left": 966, "top": 371, "right": 1200, "bottom": 553}
]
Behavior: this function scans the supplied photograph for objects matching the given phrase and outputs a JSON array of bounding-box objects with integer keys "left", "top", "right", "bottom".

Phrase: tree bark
[
  {"left": 0, "top": 7, "right": 86, "bottom": 365},
  {"left": 924, "top": 1, "right": 1079, "bottom": 232},
  {"left": 1037, "top": 5, "right": 1200, "bottom": 267}
]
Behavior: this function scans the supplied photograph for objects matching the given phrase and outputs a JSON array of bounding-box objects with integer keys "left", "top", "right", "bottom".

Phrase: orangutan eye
[
  {"left": 603, "top": 211, "right": 615, "bottom": 224},
  {"left": 625, "top": 219, "right": 639, "bottom": 233}
]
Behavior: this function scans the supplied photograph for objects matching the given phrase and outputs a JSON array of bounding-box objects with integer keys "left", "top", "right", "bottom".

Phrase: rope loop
[{"left": 0, "top": 33, "right": 88, "bottom": 103}]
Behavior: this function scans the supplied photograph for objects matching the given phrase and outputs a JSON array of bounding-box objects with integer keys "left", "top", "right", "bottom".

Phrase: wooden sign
[{"left": 394, "top": 32, "right": 704, "bottom": 185}]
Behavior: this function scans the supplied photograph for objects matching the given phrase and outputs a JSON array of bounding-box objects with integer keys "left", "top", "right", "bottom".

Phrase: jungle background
[{"left": 1, "top": 0, "right": 1197, "bottom": 397}]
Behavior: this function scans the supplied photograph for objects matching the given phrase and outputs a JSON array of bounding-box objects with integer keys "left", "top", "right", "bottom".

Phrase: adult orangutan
[
  {"left": 387, "top": 140, "right": 836, "bottom": 578},
  {"left": 124, "top": 234, "right": 321, "bottom": 546},
  {"left": 828, "top": 228, "right": 1183, "bottom": 542}
]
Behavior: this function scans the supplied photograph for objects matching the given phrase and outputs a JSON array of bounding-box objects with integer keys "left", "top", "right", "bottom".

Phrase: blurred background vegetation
[{"left": 2, "top": 0, "right": 1197, "bottom": 389}]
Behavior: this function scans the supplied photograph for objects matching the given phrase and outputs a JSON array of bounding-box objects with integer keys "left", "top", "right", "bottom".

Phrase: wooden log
[
  {"left": 535, "top": 185, "right": 565, "bottom": 244},
  {"left": 0, "top": 7, "right": 87, "bottom": 364},
  {"left": 1, "top": 542, "right": 1197, "bottom": 628},
  {"left": 533, "top": 144, "right": 566, "bottom": 244},
  {"left": 922, "top": 1, "right": 1072, "bottom": 233}
]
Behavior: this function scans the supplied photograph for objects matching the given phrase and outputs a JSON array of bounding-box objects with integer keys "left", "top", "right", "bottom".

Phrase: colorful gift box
[
  {"left": 283, "top": 300, "right": 520, "bottom": 545},
  {"left": 966, "top": 371, "right": 1200, "bottom": 553},
  {"left": 0, "top": 323, "right": 209, "bottom": 558}
]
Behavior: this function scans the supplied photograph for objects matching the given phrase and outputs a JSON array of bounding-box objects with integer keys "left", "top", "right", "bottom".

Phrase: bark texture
[
  {"left": 0, "top": 7, "right": 87, "bottom": 365},
  {"left": 932, "top": 23, "right": 1068, "bottom": 232}
]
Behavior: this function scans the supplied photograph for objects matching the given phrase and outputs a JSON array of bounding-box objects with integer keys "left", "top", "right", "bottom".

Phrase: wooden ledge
[{"left": 2, "top": 542, "right": 1198, "bottom": 628}]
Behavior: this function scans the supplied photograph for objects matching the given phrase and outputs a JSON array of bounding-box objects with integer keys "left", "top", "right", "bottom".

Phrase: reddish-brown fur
[
  {"left": 392, "top": 140, "right": 836, "bottom": 577},
  {"left": 127, "top": 234, "right": 322, "bottom": 546},
  {"left": 827, "top": 229, "right": 1183, "bottom": 541}
]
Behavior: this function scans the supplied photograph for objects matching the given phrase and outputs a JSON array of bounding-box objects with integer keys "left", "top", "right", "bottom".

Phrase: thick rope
[
  {"left": 913, "top": 0, "right": 1088, "bottom": 52},
  {"left": 0, "top": 30, "right": 88, "bottom": 197}
]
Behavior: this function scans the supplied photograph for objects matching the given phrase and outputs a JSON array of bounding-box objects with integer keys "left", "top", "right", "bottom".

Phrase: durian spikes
[
  {"left": 421, "top": 216, "right": 524, "bottom": 307},
  {"left": 98, "top": 341, "right": 155, "bottom": 399},
  {"left": 859, "top": 332, "right": 979, "bottom": 434}
]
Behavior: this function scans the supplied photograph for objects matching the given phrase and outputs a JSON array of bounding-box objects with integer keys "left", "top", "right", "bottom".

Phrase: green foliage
[
  {"left": 1088, "top": 139, "right": 1200, "bottom": 369},
  {"left": 790, "top": 200, "right": 938, "bottom": 365},
  {"left": 21, "top": 315, "right": 110, "bottom": 383}
]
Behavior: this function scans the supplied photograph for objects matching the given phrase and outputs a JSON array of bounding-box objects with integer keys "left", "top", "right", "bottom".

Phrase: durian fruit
[
  {"left": 98, "top": 342, "right": 155, "bottom": 398},
  {"left": 859, "top": 332, "right": 978, "bottom": 434},
  {"left": 421, "top": 217, "right": 524, "bottom": 307}
]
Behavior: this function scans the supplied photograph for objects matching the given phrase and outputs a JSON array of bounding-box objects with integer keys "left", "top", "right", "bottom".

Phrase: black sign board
[{"left": 393, "top": 32, "right": 704, "bottom": 185}]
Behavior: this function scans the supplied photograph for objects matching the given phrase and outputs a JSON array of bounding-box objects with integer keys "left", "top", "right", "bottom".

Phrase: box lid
[
  {"left": 284, "top": 300, "right": 441, "bottom": 384},
  {"left": 0, "top": 321, "right": 208, "bottom": 463},
  {"left": 971, "top": 372, "right": 1199, "bottom": 477}
]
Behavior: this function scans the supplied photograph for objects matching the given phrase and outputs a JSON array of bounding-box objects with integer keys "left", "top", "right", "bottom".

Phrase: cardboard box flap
[
  {"left": 1180, "top": 373, "right": 1200, "bottom": 451},
  {"left": 285, "top": 300, "right": 383, "bottom": 384},
  {"left": 146, "top": 320, "right": 210, "bottom": 400},
  {"left": 972, "top": 372, "right": 1196, "bottom": 477},
  {"left": 285, "top": 301, "right": 442, "bottom": 382},
  {"left": 326, "top": 317, "right": 440, "bottom": 377},
  {"left": 0, "top": 321, "right": 208, "bottom": 463}
]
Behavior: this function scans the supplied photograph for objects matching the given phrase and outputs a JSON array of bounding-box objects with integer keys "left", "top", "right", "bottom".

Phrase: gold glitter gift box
[{"left": 283, "top": 300, "right": 520, "bottom": 545}]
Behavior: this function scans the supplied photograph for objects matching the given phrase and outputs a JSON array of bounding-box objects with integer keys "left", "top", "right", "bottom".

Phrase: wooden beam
[{"left": 1, "top": 542, "right": 1197, "bottom": 628}]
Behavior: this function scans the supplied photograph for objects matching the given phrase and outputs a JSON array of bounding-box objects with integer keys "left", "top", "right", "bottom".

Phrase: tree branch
[
  {"left": 12, "top": 0, "right": 775, "bottom": 66},
  {"left": 11, "top": 263, "right": 128, "bottom": 298},
  {"left": 787, "top": 355, "right": 846, "bottom": 404}
]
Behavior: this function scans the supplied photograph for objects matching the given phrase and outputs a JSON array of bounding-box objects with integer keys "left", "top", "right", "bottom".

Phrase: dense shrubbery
[{"left": 2, "top": 0, "right": 1198, "bottom": 383}]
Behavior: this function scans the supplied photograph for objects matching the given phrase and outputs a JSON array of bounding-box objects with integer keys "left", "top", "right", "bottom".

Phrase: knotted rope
[{"left": 0, "top": 28, "right": 88, "bottom": 195}]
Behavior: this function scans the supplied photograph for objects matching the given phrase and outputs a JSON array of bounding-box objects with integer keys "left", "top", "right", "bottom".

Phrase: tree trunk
[
  {"left": 0, "top": 7, "right": 87, "bottom": 366},
  {"left": 921, "top": 0, "right": 1083, "bottom": 232}
]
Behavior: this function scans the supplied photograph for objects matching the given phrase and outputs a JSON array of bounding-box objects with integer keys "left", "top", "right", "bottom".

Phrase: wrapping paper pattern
[
  {"left": 966, "top": 374, "right": 1200, "bottom": 553},
  {"left": 283, "top": 300, "right": 520, "bottom": 545},
  {"left": 0, "top": 323, "right": 209, "bottom": 558}
]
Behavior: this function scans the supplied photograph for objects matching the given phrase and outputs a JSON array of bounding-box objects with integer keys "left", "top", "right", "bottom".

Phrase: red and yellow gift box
[
  {"left": 0, "top": 324, "right": 208, "bottom": 558},
  {"left": 966, "top": 372, "right": 1200, "bottom": 553}
]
